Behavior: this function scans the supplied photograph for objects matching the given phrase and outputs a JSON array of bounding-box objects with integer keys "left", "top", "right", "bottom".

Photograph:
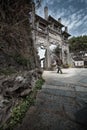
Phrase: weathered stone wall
[{"left": 49, "top": 32, "right": 62, "bottom": 45}]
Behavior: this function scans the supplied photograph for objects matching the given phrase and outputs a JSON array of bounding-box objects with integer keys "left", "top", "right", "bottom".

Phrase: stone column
[
  {"left": 61, "top": 40, "right": 64, "bottom": 64},
  {"left": 45, "top": 27, "right": 51, "bottom": 70},
  {"left": 67, "top": 44, "right": 70, "bottom": 65},
  {"left": 61, "top": 42, "right": 70, "bottom": 65}
]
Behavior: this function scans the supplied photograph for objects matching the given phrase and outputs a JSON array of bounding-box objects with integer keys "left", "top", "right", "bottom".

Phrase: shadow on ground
[{"left": 14, "top": 86, "right": 87, "bottom": 130}]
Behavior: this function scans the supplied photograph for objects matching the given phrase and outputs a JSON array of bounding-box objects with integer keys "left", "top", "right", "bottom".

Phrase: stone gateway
[{"left": 31, "top": 3, "right": 71, "bottom": 69}]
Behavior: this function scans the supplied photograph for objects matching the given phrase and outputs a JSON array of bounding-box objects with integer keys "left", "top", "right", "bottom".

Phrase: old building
[
  {"left": 71, "top": 51, "right": 87, "bottom": 68},
  {"left": 30, "top": 3, "right": 71, "bottom": 69}
]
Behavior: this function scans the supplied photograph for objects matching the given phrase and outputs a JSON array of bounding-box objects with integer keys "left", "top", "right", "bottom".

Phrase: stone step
[
  {"left": 42, "top": 84, "right": 87, "bottom": 99},
  {"left": 43, "top": 84, "right": 75, "bottom": 91},
  {"left": 36, "top": 91, "right": 78, "bottom": 113},
  {"left": 35, "top": 91, "right": 83, "bottom": 127},
  {"left": 42, "top": 86, "right": 76, "bottom": 98},
  {"left": 43, "top": 82, "right": 87, "bottom": 92}
]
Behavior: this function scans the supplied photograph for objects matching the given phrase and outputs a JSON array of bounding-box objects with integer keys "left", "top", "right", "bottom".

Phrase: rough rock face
[
  {"left": 0, "top": 20, "right": 40, "bottom": 71},
  {"left": 0, "top": 1, "right": 40, "bottom": 72},
  {"left": 0, "top": 1, "right": 41, "bottom": 127},
  {"left": 0, "top": 1, "right": 41, "bottom": 128},
  {"left": 0, "top": 69, "right": 42, "bottom": 127}
]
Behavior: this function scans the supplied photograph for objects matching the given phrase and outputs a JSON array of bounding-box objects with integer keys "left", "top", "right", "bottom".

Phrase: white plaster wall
[{"left": 75, "top": 61, "right": 84, "bottom": 66}]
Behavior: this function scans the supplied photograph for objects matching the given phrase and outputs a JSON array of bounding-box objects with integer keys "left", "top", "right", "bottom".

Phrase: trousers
[{"left": 57, "top": 66, "right": 62, "bottom": 74}]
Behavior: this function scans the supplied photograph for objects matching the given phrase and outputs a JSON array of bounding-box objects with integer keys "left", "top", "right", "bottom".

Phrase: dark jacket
[{"left": 56, "top": 59, "right": 62, "bottom": 66}]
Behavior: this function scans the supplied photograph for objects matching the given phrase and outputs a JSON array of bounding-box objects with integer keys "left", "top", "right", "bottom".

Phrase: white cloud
[
  {"left": 61, "top": 8, "right": 87, "bottom": 35},
  {"left": 36, "top": 0, "right": 87, "bottom": 36},
  {"left": 46, "top": 0, "right": 54, "bottom": 5}
]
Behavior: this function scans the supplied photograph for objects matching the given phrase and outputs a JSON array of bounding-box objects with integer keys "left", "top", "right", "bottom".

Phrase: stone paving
[{"left": 14, "top": 68, "right": 87, "bottom": 130}]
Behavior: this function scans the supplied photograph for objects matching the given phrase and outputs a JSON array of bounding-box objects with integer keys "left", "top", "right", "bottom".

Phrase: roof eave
[{"left": 48, "top": 15, "right": 64, "bottom": 27}]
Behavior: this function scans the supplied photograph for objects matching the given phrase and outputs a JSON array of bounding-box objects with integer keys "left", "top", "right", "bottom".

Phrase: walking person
[{"left": 56, "top": 58, "right": 63, "bottom": 74}]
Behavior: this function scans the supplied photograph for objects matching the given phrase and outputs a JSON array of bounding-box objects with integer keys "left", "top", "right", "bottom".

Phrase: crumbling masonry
[{"left": 30, "top": 3, "right": 71, "bottom": 69}]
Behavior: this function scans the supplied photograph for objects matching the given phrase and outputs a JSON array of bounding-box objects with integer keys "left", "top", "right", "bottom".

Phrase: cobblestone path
[{"left": 14, "top": 68, "right": 87, "bottom": 130}]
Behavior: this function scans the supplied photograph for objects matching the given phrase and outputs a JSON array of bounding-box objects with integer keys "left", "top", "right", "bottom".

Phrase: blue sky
[{"left": 36, "top": 0, "right": 87, "bottom": 37}]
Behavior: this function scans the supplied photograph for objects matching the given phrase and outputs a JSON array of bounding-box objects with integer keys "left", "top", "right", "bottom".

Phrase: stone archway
[{"left": 36, "top": 43, "right": 57, "bottom": 70}]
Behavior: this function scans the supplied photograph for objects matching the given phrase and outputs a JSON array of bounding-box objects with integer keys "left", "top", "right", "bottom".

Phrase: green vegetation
[
  {"left": 13, "top": 54, "right": 31, "bottom": 68},
  {"left": 1, "top": 78, "right": 45, "bottom": 130},
  {"left": 69, "top": 35, "right": 87, "bottom": 52},
  {"left": 6, "top": 96, "right": 34, "bottom": 130},
  {"left": 0, "top": 68, "right": 16, "bottom": 75},
  {"left": 53, "top": 45, "right": 61, "bottom": 57},
  {"left": 35, "top": 78, "right": 45, "bottom": 89}
]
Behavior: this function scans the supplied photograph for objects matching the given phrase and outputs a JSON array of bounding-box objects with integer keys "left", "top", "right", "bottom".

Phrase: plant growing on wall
[{"left": 53, "top": 45, "right": 61, "bottom": 57}]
